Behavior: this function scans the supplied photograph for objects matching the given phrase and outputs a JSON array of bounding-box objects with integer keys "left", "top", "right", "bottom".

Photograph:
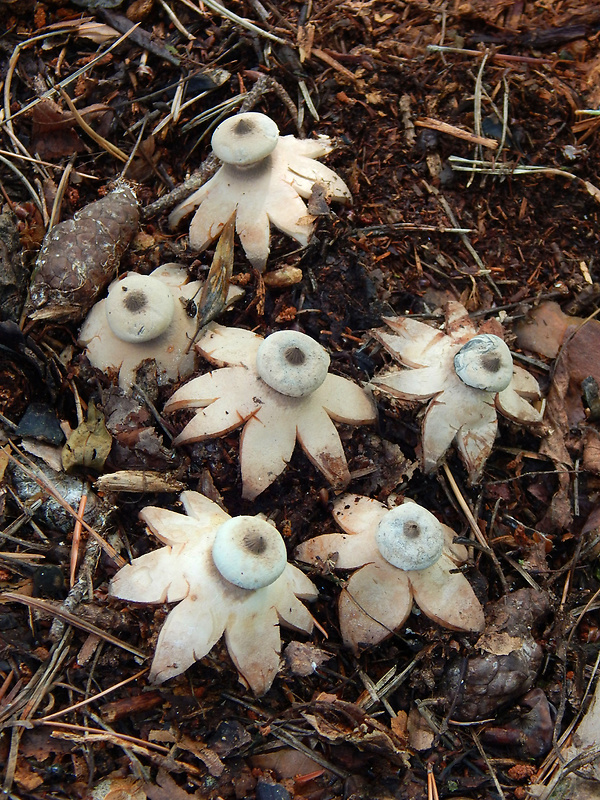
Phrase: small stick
[
  {"left": 3, "top": 593, "right": 146, "bottom": 659},
  {"left": 0, "top": 670, "right": 14, "bottom": 705},
  {"left": 38, "top": 667, "right": 148, "bottom": 722},
  {"left": 427, "top": 763, "right": 440, "bottom": 800},
  {"left": 473, "top": 731, "right": 507, "bottom": 800},
  {"left": 416, "top": 117, "right": 498, "bottom": 149},
  {"left": 312, "top": 47, "right": 357, "bottom": 82},
  {"left": 427, "top": 44, "right": 558, "bottom": 66},
  {"left": 70, "top": 491, "right": 87, "bottom": 588}
]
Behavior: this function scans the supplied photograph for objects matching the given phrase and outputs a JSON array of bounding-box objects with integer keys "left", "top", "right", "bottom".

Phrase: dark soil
[{"left": 1, "top": 0, "right": 600, "bottom": 798}]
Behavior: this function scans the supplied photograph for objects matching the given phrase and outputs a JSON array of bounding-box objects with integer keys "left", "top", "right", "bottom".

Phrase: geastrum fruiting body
[
  {"left": 168, "top": 112, "right": 352, "bottom": 270},
  {"left": 372, "top": 302, "right": 542, "bottom": 482},
  {"left": 109, "top": 491, "right": 317, "bottom": 695},
  {"left": 164, "top": 323, "right": 377, "bottom": 500},
  {"left": 296, "top": 494, "right": 485, "bottom": 653},
  {"left": 79, "top": 264, "right": 242, "bottom": 392}
]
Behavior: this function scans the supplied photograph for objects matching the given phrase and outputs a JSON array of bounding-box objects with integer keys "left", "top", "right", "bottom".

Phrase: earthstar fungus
[
  {"left": 164, "top": 323, "right": 377, "bottom": 499},
  {"left": 372, "top": 302, "right": 543, "bottom": 482},
  {"left": 79, "top": 264, "right": 242, "bottom": 392},
  {"left": 168, "top": 112, "right": 352, "bottom": 270},
  {"left": 296, "top": 494, "right": 485, "bottom": 653},
  {"left": 109, "top": 491, "right": 317, "bottom": 695}
]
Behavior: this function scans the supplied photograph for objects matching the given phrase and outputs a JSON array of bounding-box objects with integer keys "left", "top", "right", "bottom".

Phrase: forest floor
[{"left": 1, "top": 0, "right": 600, "bottom": 798}]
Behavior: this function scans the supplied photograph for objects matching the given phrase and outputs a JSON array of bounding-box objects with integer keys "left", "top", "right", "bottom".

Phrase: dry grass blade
[
  {"left": 427, "top": 44, "right": 557, "bottom": 65},
  {"left": 0, "top": 552, "right": 44, "bottom": 561},
  {"left": 427, "top": 763, "right": 440, "bottom": 800},
  {"left": 442, "top": 463, "right": 488, "bottom": 549},
  {"left": 37, "top": 720, "right": 170, "bottom": 754},
  {"left": 1, "top": 593, "right": 147, "bottom": 659},
  {"left": 175, "top": 0, "right": 288, "bottom": 44},
  {"left": 59, "top": 89, "right": 128, "bottom": 162},
  {"left": 450, "top": 155, "right": 600, "bottom": 204},
  {"left": 0, "top": 154, "right": 44, "bottom": 213},
  {"left": 0, "top": 148, "right": 96, "bottom": 178},
  {"left": 48, "top": 157, "right": 75, "bottom": 230},
  {"left": 157, "top": 0, "right": 195, "bottom": 39},
  {"left": 358, "top": 669, "right": 395, "bottom": 716},
  {"left": 2, "top": 630, "right": 73, "bottom": 792}
]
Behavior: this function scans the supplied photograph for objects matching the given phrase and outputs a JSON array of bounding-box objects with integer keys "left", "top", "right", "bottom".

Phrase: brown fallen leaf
[
  {"left": 30, "top": 98, "right": 113, "bottom": 160},
  {"left": 538, "top": 319, "right": 600, "bottom": 525},
  {"left": 145, "top": 770, "right": 199, "bottom": 800},
  {"left": 550, "top": 321, "right": 600, "bottom": 427},
  {"left": 302, "top": 696, "right": 409, "bottom": 767},
  {"left": 252, "top": 747, "right": 330, "bottom": 780},
  {"left": 90, "top": 776, "right": 146, "bottom": 800},
  {"left": 514, "top": 301, "right": 586, "bottom": 359},
  {"left": 406, "top": 708, "right": 434, "bottom": 751},
  {"left": 283, "top": 641, "right": 332, "bottom": 677}
]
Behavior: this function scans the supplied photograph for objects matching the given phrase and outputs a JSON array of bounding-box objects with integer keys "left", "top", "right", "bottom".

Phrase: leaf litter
[{"left": 1, "top": 1, "right": 600, "bottom": 798}]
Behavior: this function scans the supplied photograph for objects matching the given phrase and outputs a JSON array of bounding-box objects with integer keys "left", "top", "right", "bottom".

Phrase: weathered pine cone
[
  {"left": 442, "top": 588, "right": 550, "bottom": 721},
  {"left": 27, "top": 183, "right": 139, "bottom": 323}
]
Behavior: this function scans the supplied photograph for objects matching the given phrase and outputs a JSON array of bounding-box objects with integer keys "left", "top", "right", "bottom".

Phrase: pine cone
[
  {"left": 27, "top": 183, "right": 139, "bottom": 323},
  {"left": 442, "top": 588, "right": 550, "bottom": 721}
]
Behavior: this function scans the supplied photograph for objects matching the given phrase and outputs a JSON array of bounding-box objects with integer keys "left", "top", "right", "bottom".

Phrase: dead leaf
[
  {"left": 551, "top": 319, "right": 600, "bottom": 426},
  {"left": 177, "top": 735, "right": 225, "bottom": 777},
  {"left": 514, "top": 301, "right": 585, "bottom": 359},
  {"left": 196, "top": 214, "right": 234, "bottom": 329},
  {"left": 30, "top": 98, "right": 113, "bottom": 160},
  {"left": 144, "top": 768, "right": 200, "bottom": 800},
  {"left": 297, "top": 22, "right": 315, "bottom": 62},
  {"left": 89, "top": 776, "right": 146, "bottom": 800},
  {"left": 283, "top": 641, "right": 332, "bottom": 676},
  {"left": 302, "top": 697, "right": 409, "bottom": 766},
  {"left": 477, "top": 630, "right": 524, "bottom": 656},
  {"left": 252, "top": 748, "right": 329, "bottom": 779},
  {"left": 62, "top": 401, "right": 112, "bottom": 471},
  {"left": 13, "top": 760, "right": 44, "bottom": 792},
  {"left": 406, "top": 708, "right": 434, "bottom": 751}
]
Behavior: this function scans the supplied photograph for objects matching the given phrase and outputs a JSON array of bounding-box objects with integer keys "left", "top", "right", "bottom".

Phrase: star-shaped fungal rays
[
  {"left": 372, "top": 302, "right": 542, "bottom": 482},
  {"left": 164, "top": 324, "right": 377, "bottom": 499},
  {"left": 110, "top": 491, "right": 317, "bottom": 695},
  {"left": 169, "top": 112, "right": 351, "bottom": 270},
  {"left": 296, "top": 494, "right": 485, "bottom": 653}
]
